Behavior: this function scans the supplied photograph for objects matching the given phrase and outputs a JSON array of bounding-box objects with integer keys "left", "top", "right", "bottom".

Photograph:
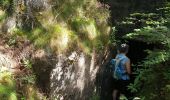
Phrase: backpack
[{"left": 110, "top": 57, "right": 126, "bottom": 79}]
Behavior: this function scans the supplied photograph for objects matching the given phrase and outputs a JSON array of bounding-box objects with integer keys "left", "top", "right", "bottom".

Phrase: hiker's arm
[{"left": 125, "top": 60, "right": 131, "bottom": 74}]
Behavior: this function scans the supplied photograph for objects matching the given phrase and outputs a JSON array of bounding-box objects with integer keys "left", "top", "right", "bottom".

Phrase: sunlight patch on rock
[
  {"left": 77, "top": 53, "right": 86, "bottom": 93},
  {"left": 0, "top": 52, "right": 18, "bottom": 72}
]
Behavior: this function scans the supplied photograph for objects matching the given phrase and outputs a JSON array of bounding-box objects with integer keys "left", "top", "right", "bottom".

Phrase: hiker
[{"left": 111, "top": 43, "right": 131, "bottom": 100}]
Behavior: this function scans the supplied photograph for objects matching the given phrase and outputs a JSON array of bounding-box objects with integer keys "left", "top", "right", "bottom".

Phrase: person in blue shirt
[{"left": 112, "top": 43, "right": 131, "bottom": 100}]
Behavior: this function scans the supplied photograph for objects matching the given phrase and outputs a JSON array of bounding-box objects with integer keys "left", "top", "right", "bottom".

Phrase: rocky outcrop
[
  {"left": 49, "top": 50, "right": 101, "bottom": 99},
  {"left": 30, "top": 48, "right": 110, "bottom": 100},
  {"left": 0, "top": 0, "right": 111, "bottom": 99}
]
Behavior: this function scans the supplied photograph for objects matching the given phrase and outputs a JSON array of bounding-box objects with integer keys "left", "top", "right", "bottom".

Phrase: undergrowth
[{"left": 115, "top": 2, "right": 170, "bottom": 100}]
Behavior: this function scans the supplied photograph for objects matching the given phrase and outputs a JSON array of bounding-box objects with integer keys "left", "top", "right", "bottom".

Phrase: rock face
[
  {"left": 50, "top": 51, "right": 100, "bottom": 99},
  {"left": 0, "top": 52, "right": 18, "bottom": 72},
  {"left": 31, "top": 48, "right": 110, "bottom": 100},
  {"left": 0, "top": 0, "right": 111, "bottom": 99},
  {"left": 0, "top": 39, "right": 110, "bottom": 100}
]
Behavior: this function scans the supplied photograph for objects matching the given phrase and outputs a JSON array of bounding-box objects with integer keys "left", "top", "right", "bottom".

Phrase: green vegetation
[
  {"left": 90, "top": 93, "right": 100, "bottom": 100},
  {"left": 1, "top": 0, "right": 170, "bottom": 99},
  {"left": 8, "top": 0, "right": 110, "bottom": 54},
  {"left": 111, "top": 2, "right": 170, "bottom": 100},
  {"left": 0, "top": 72, "right": 17, "bottom": 100},
  {"left": 0, "top": 0, "right": 110, "bottom": 99}
]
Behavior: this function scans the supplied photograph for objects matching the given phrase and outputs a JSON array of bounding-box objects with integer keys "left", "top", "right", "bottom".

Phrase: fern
[{"left": 115, "top": 3, "right": 170, "bottom": 99}]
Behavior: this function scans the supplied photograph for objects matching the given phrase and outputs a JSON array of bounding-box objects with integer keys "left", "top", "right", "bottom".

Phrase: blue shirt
[{"left": 115, "top": 54, "right": 130, "bottom": 80}]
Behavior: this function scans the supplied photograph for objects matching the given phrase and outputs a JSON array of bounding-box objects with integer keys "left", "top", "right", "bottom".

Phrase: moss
[
  {"left": 0, "top": 0, "right": 110, "bottom": 99},
  {"left": 0, "top": 72, "right": 17, "bottom": 100},
  {"left": 0, "top": 10, "right": 6, "bottom": 22}
]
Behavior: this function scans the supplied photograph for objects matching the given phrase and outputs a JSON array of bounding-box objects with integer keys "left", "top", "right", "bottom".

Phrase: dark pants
[{"left": 113, "top": 79, "right": 132, "bottom": 100}]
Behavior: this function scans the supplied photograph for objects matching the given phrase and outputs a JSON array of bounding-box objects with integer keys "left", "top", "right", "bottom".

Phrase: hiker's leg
[
  {"left": 121, "top": 80, "right": 133, "bottom": 100},
  {"left": 112, "top": 89, "right": 120, "bottom": 100},
  {"left": 124, "top": 89, "right": 133, "bottom": 100}
]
